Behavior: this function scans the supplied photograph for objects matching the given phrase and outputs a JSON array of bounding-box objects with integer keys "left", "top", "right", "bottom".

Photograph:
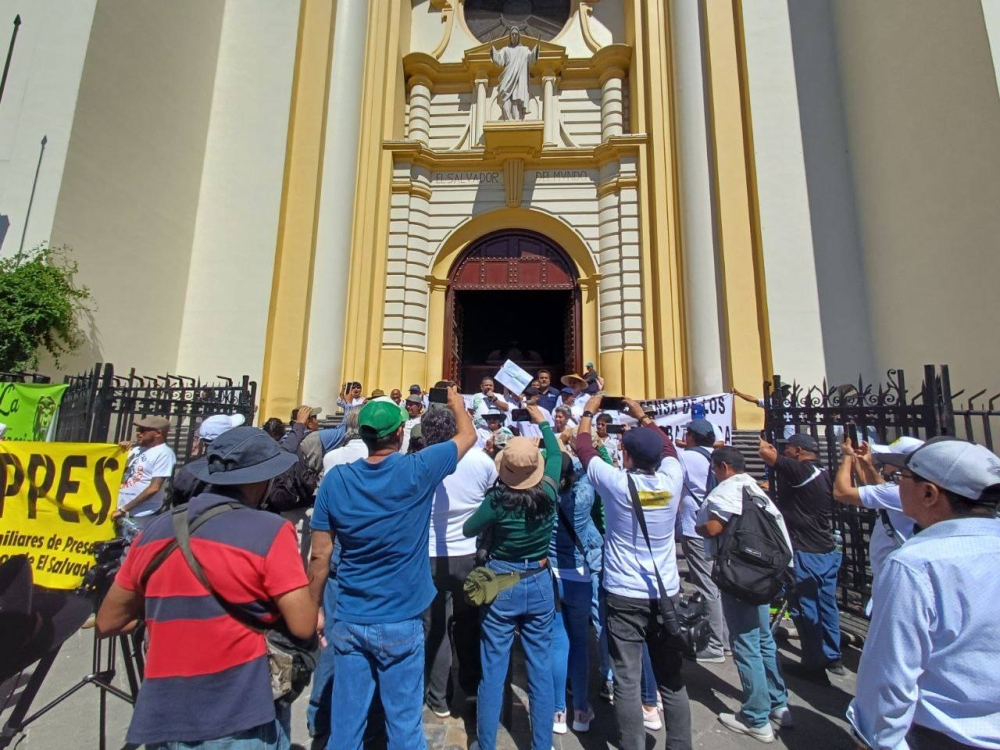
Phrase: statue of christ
[{"left": 490, "top": 27, "right": 539, "bottom": 121}]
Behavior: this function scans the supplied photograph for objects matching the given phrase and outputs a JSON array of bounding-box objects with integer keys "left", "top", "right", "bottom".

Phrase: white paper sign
[
  {"left": 493, "top": 360, "right": 533, "bottom": 396},
  {"left": 620, "top": 393, "right": 735, "bottom": 445}
]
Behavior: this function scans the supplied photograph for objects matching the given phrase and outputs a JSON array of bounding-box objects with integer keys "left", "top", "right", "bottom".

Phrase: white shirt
[
  {"left": 322, "top": 438, "right": 368, "bottom": 474},
  {"left": 117, "top": 443, "right": 176, "bottom": 516},
  {"left": 677, "top": 447, "right": 713, "bottom": 539},
  {"left": 515, "top": 406, "right": 553, "bottom": 439},
  {"left": 847, "top": 517, "right": 1000, "bottom": 749},
  {"left": 472, "top": 393, "right": 508, "bottom": 427},
  {"left": 703, "top": 472, "right": 794, "bottom": 561},
  {"left": 587, "top": 445, "right": 684, "bottom": 599},
  {"left": 429, "top": 448, "right": 498, "bottom": 557},
  {"left": 401, "top": 417, "right": 421, "bottom": 454},
  {"left": 337, "top": 396, "right": 366, "bottom": 411},
  {"left": 857, "top": 483, "right": 917, "bottom": 583}
]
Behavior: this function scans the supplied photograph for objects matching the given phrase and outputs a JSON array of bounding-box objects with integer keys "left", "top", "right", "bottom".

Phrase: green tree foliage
[{"left": 0, "top": 244, "right": 92, "bottom": 372}]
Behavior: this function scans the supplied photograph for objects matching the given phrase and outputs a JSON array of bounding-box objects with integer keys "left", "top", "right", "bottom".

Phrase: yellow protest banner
[{"left": 0, "top": 442, "right": 126, "bottom": 590}]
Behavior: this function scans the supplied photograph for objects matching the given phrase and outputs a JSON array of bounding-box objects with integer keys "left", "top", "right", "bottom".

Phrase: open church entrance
[{"left": 445, "top": 230, "right": 582, "bottom": 391}]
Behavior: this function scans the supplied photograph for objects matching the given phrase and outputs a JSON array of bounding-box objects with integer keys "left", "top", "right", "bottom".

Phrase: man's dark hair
[
  {"left": 941, "top": 484, "right": 1000, "bottom": 517},
  {"left": 712, "top": 446, "right": 746, "bottom": 473},
  {"left": 481, "top": 376, "right": 494, "bottom": 385},
  {"left": 422, "top": 407, "right": 456, "bottom": 446},
  {"left": 262, "top": 418, "right": 285, "bottom": 441},
  {"left": 596, "top": 413, "right": 613, "bottom": 425},
  {"left": 689, "top": 429, "right": 715, "bottom": 448},
  {"left": 361, "top": 428, "right": 402, "bottom": 454},
  {"left": 537, "top": 369, "right": 551, "bottom": 377}
]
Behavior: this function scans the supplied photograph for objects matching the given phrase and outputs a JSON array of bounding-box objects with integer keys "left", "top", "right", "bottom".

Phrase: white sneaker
[
  {"left": 770, "top": 706, "right": 794, "bottom": 729},
  {"left": 719, "top": 712, "right": 775, "bottom": 743},
  {"left": 642, "top": 705, "right": 662, "bottom": 731},
  {"left": 572, "top": 706, "right": 595, "bottom": 732},
  {"left": 553, "top": 710, "right": 568, "bottom": 734}
]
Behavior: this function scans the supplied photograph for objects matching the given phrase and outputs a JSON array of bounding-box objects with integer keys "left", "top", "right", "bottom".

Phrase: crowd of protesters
[{"left": 95, "top": 368, "right": 1000, "bottom": 750}]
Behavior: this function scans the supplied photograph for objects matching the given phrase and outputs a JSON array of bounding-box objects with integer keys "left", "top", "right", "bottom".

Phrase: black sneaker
[
  {"left": 825, "top": 659, "right": 847, "bottom": 676},
  {"left": 781, "top": 661, "right": 831, "bottom": 685}
]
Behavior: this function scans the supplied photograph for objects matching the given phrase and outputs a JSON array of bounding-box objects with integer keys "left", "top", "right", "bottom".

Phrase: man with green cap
[{"left": 308, "top": 386, "right": 476, "bottom": 748}]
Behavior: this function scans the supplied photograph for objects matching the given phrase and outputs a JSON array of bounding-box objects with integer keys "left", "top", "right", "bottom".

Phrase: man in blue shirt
[
  {"left": 847, "top": 437, "right": 1000, "bottom": 749},
  {"left": 536, "top": 368, "right": 562, "bottom": 413},
  {"left": 307, "top": 387, "right": 477, "bottom": 749}
]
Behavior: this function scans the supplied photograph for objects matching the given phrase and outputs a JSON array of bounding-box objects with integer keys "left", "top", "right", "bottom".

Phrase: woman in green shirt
[{"left": 463, "top": 405, "right": 562, "bottom": 750}]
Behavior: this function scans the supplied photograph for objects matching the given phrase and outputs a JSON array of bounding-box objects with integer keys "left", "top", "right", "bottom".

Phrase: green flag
[{"left": 0, "top": 382, "right": 69, "bottom": 441}]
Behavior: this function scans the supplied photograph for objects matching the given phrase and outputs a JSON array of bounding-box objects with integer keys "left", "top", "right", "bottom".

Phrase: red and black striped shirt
[{"left": 116, "top": 492, "right": 308, "bottom": 745}]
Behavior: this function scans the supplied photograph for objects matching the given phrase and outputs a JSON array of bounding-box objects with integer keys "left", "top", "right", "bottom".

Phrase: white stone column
[
  {"left": 302, "top": 0, "right": 368, "bottom": 409},
  {"left": 600, "top": 68, "right": 624, "bottom": 141},
  {"left": 407, "top": 75, "right": 432, "bottom": 146},
  {"left": 670, "top": 0, "right": 724, "bottom": 393},
  {"left": 474, "top": 76, "right": 488, "bottom": 145},
  {"left": 542, "top": 75, "right": 558, "bottom": 145}
]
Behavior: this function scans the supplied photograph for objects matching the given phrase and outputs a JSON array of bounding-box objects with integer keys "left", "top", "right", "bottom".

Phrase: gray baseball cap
[{"left": 879, "top": 436, "right": 1000, "bottom": 502}]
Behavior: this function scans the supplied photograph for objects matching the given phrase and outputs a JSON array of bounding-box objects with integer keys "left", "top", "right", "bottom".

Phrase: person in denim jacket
[{"left": 549, "top": 454, "right": 604, "bottom": 734}]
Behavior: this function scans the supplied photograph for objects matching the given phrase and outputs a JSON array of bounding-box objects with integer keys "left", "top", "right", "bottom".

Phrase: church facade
[{"left": 3, "top": 0, "right": 1000, "bottom": 427}]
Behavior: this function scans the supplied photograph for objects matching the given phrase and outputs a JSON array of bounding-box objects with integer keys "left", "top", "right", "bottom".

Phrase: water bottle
[{"left": 833, "top": 529, "right": 843, "bottom": 554}]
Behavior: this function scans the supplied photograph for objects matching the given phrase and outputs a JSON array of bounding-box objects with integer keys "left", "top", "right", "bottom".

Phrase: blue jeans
[
  {"left": 330, "top": 616, "right": 426, "bottom": 750},
  {"left": 721, "top": 593, "right": 788, "bottom": 727},
  {"left": 146, "top": 722, "right": 280, "bottom": 749},
  {"left": 550, "top": 577, "right": 592, "bottom": 713},
  {"left": 478, "top": 560, "right": 555, "bottom": 750},
  {"left": 640, "top": 645, "right": 658, "bottom": 706},
  {"left": 307, "top": 575, "right": 339, "bottom": 739},
  {"left": 593, "top": 574, "right": 613, "bottom": 681},
  {"left": 790, "top": 549, "right": 842, "bottom": 668}
]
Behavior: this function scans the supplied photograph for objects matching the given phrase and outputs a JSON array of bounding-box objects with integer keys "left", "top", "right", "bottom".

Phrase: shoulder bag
[
  {"left": 141, "top": 503, "right": 319, "bottom": 703},
  {"left": 625, "top": 474, "right": 711, "bottom": 656}
]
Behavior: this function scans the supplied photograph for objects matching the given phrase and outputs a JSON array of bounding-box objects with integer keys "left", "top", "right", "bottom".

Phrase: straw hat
[{"left": 495, "top": 436, "right": 545, "bottom": 490}]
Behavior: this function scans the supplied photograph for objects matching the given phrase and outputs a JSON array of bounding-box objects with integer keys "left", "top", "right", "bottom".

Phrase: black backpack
[{"left": 712, "top": 486, "right": 792, "bottom": 605}]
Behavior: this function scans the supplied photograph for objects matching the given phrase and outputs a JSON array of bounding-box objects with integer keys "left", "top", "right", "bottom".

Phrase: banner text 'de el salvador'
[{"left": 0, "top": 442, "right": 125, "bottom": 589}]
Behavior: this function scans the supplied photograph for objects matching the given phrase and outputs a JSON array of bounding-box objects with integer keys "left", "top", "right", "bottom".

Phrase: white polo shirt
[{"left": 429, "top": 448, "right": 498, "bottom": 557}]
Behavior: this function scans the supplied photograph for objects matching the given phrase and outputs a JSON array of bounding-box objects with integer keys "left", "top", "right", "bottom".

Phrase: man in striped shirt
[{"left": 97, "top": 426, "right": 317, "bottom": 748}]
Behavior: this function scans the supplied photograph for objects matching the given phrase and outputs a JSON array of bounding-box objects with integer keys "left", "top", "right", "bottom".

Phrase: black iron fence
[
  {"left": 55, "top": 363, "right": 256, "bottom": 460},
  {"left": 0, "top": 370, "right": 51, "bottom": 383},
  {"left": 762, "top": 364, "right": 1000, "bottom": 619}
]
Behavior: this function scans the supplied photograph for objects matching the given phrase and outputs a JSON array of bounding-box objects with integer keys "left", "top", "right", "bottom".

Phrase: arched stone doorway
[{"left": 444, "top": 230, "right": 582, "bottom": 389}]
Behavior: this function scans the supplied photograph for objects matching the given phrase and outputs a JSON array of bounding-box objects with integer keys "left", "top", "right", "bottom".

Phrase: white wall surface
[
  {"left": 983, "top": 0, "right": 1000, "bottom": 96},
  {"left": 49, "top": 0, "right": 226, "bottom": 377},
  {"left": 175, "top": 1, "right": 300, "bottom": 388},
  {"left": 0, "top": 1, "right": 96, "bottom": 258},
  {"left": 744, "top": 0, "right": 875, "bottom": 388},
  {"left": 833, "top": 0, "right": 1000, "bottom": 392}
]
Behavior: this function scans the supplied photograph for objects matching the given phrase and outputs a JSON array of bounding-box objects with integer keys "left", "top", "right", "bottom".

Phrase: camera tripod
[{"left": 0, "top": 624, "right": 145, "bottom": 750}]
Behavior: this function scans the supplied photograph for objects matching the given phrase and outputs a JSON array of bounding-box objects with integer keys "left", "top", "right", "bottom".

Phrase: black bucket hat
[{"left": 188, "top": 426, "right": 298, "bottom": 485}]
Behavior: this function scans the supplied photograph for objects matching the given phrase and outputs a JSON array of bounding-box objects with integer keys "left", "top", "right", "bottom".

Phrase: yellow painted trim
[
  {"left": 703, "top": 0, "right": 766, "bottom": 430},
  {"left": 627, "top": 0, "right": 686, "bottom": 397},
  {"left": 259, "top": 0, "right": 336, "bottom": 423},
  {"left": 431, "top": 1, "right": 454, "bottom": 59},
  {"left": 384, "top": 133, "right": 645, "bottom": 170},
  {"left": 734, "top": 0, "right": 773, "bottom": 388},
  {"left": 579, "top": 3, "right": 603, "bottom": 54},
  {"left": 340, "top": 0, "right": 405, "bottom": 388},
  {"left": 391, "top": 180, "right": 433, "bottom": 201}
]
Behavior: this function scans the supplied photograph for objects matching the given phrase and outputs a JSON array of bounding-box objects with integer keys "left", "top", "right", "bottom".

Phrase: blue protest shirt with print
[{"left": 311, "top": 441, "right": 458, "bottom": 624}]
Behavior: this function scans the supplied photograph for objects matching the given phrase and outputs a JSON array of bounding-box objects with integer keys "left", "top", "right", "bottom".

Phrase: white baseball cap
[
  {"left": 870, "top": 436, "right": 924, "bottom": 455},
  {"left": 198, "top": 413, "right": 246, "bottom": 443},
  {"left": 879, "top": 436, "right": 1000, "bottom": 502}
]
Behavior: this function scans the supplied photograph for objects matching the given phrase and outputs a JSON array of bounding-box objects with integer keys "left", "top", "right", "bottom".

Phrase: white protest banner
[
  {"left": 629, "top": 393, "right": 735, "bottom": 445},
  {"left": 494, "top": 360, "right": 533, "bottom": 396}
]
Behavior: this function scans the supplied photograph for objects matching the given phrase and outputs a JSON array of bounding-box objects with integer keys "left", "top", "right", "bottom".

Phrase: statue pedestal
[
  {"left": 483, "top": 122, "right": 544, "bottom": 208},
  {"left": 483, "top": 120, "right": 545, "bottom": 155}
]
